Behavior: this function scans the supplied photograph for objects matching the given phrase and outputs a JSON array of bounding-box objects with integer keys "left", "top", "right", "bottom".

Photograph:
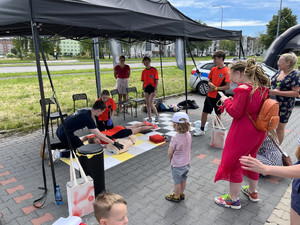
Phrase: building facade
[
  {"left": 0, "top": 38, "right": 13, "bottom": 55},
  {"left": 59, "top": 39, "right": 81, "bottom": 56}
]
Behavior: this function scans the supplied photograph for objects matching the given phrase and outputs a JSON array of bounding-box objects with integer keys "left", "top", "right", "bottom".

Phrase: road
[{"left": 0, "top": 61, "right": 195, "bottom": 73}]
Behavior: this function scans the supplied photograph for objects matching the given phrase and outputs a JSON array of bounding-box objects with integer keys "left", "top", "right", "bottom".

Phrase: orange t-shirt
[
  {"left": 97, "top": 97, "right": 117, "bottom": 121},
  {"left": 141, "top": 67, "right": 159, "bottom": 88},
  {"left": 207, "top": 66, "right": 231, "bottom": 98}
]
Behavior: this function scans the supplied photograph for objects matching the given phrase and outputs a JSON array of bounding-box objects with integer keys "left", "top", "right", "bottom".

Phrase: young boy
[
  {"left": 194, "top": 50, "right": 231, "bottom": 136},
  {"left": 165, "top": 112, "right": 191, "bottom": 203},
  {"left": 94, "top": 192, "right": 128, "bottom": 225},
  {"left": 96, "top": 90, "right": 117, "bottom": 131}
]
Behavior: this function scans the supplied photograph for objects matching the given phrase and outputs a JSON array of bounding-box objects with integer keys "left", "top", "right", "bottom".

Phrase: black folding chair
[
  {"left": 126, "top": 87, "right": 145, "bottom": 117},
  {"left": 110, "top": 89, "right": 132, "bottom": 120},
  {"left": 40, "top": 98, "right": 67, "bottom": 138},
  {"left": 72, "top": 93, "right": 92, "bottom": 112}
]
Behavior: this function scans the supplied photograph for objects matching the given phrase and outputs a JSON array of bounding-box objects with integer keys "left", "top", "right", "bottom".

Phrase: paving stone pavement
[{"left": 0, "top": 93, "right": 299, "bottom": 225}]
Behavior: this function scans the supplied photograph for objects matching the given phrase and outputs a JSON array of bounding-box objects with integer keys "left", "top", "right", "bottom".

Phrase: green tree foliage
[
  {"left": 79, "top": 38, "right": 110, "bottom": 59},
  {"left": 11, "top": 37, "right": 29, "bottom": 59},
  {"left": 219, "top": 40, "right": 237, "bottom": 55},
  {"left": 189, "top": 20, "right": 212, "bottom": 56},
  {"left": 260, "top": 7, "right": 297, "bottom": 49}
]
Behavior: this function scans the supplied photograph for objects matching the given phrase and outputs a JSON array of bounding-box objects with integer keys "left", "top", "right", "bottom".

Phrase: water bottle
[
  {"left": 55, "top": 185, "right": 62, "bottom": 205},
  {"left": 194, "top": 120, "right": 201, "bottom": 133}
]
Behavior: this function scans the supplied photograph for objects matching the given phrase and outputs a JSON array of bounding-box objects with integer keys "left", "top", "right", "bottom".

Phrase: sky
[{"left": 168, "top": 0, "right": 300, "bottom": 37}]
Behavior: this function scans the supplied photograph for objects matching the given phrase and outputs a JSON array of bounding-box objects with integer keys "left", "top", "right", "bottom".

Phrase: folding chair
[
  {"left": 40, "top": 98, "right": 67, "bottom": 138},
  {"left": 72, "top": 93, "right": 92, "bottom": 112},
  {"left": 126, "top": 87, "right": 145, "bottom": 117},
  {"left": 110, "top": 89, "right": 132, "bottom": 120}
]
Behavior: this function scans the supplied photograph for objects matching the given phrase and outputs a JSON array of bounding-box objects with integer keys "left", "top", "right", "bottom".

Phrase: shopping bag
[
  {"left": 67, "top": 151, "right": 95, "bottom": 217},
  {"left": 210, "top": 111, "right": 227, "bottom": 149}
]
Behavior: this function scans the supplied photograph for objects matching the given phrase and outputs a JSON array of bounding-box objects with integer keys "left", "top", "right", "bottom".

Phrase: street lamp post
[
  {"left": 213, "top": 5, "right": 223, "bottom": 28},
  {"left": 276, "top": 0, "right": 283, "bottom": 38}
]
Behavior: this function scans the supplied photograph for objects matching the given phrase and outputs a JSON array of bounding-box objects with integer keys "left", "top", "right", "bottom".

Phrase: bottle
[
  {"left": 55, "top": 185, "right": 62, "bottom": 205},
  {"left": 194, "top": 120, "right": 201, "bottom": 133}
]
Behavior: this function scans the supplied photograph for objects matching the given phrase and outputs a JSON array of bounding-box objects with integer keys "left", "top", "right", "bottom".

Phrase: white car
[{"left": 189, "top": 60, "right": 278, "bottom": 96}]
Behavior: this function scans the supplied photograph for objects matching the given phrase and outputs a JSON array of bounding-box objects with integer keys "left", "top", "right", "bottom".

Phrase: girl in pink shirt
[{"left": 165, "top": 112, "right": 191, "bottom": 203}]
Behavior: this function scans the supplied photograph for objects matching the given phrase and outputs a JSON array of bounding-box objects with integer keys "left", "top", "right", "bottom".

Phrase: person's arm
[
  {"left": 216, "top": 82, "right": 230, "bottom": 91},
  {"left": 269, "top": 86, "right": 300, "bottom": 97},
  {"left": 168, "top": 147, "right": 174, "bottom": 162},
  {"left": 154, "top": 79, "right": 158, "bottom": 91},
  {"left": 127, "top": 66, "right": 130, "bottom": 78},
  {"left": 240, "top": 155, "right": 300, "bottom": 178},
  {"left": 111, "top": 110, "right": 115, "bottom": 118},
  {"left": 114, "top": 69, "right": 118, "bottom": 79}
]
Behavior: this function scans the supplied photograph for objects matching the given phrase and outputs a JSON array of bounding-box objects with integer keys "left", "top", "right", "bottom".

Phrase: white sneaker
[
  {"left": 193, "top": 130, "right": 205, "bottom": 136},
  {"left": 52, "top": 149, "right": 61, "bottom": 162},
  {"left": 155, "top": 115, "right": 160, "bottom": 122}
]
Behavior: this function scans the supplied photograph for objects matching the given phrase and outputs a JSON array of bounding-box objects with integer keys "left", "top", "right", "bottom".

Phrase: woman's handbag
[
  {"left": 268, "top": 134, "right": 293, "bottom": 166},
  {"left": 66, "top": 150, "right": 95, "bottom": 217},
  {"left": 210, "top": 111, "right": 228, "bottom": 149}
]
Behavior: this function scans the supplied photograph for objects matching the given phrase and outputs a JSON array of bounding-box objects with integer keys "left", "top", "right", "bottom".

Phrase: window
[
  {"left": 201, "top": 63, "right": 215, "bottom": 70},
  {"left": 146, "top": 42, "right": 151, "bottom": 51}
]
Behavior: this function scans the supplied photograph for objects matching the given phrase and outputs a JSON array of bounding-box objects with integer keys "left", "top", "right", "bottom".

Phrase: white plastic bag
[
  {"left": 66, "top": 151, "right": 95, "bottom": 217},
  {"left": 210, "top": 111, "right": 227, "bottom": 149}
]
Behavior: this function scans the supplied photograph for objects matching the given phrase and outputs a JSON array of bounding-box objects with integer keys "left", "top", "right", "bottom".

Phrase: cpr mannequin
[{"left": 107, "top": 135, "right": 137, "bottom": 154}]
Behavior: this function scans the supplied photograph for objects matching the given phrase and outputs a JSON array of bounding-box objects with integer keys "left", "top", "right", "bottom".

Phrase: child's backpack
[{"left": 246, "top": 98, "right": 280, "bottom": 132}]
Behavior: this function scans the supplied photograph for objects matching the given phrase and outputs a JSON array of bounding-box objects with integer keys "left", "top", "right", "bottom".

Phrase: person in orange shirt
[
  {"left": 194, "top": 50, "right": 231, "bottom": 136},
  {"left": 96, "top": 90, "right": 117, "bottom": 131},
  {"left": 141, "top": 56, "right": 159, "bottom": 123}
]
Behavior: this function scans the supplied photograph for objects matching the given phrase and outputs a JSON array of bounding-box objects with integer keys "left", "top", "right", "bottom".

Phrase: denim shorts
[
  {"left": 172, "top": 164, "right": 190, "bottom": 184},
  {"left": 291, "top": 178, "right": 300, "bottom": 216}
]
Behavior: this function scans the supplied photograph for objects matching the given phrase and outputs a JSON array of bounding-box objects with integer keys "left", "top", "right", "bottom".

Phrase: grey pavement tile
[{"left": 1, "top": 93, "right": 300, "bottom": 224}]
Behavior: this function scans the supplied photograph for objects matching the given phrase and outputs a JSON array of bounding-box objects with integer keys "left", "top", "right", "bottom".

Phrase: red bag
[{"left": 149, "top": 134, "right": 165, "bottom": 144}]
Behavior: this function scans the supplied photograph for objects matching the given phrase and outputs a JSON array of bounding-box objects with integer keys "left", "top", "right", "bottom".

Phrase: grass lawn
[{"left": 0, "top": 65, "right": 193, "bottom": 132}]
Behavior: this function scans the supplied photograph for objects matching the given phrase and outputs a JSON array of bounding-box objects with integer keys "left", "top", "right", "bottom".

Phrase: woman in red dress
[{"left": 214, "top": 59, "right": 270, "bottom": 209}]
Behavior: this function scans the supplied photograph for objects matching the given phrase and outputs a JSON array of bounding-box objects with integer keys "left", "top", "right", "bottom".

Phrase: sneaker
[
  {"left": 193, "top": 130, "right": 205, "bottom": 136},
  {"left": 146, "top": 118, "right": 152, "bottom": 123},
  {"left": 165, "top": 193, "right": 181, "bottom": 203},
  {"left": 180, "top": 193, "right": 185, "bottom": 200},
  {"left": 242, "top": 185, "right": 259, "bottom": 202},
  {"left": 215, "top": 194, "right": 241, "bottom": 209},
  {"left": 52, "top": 149, "right": 61, "bottom": 163},
  {"left": 155, "top": 115, "right": 160, "bottom": 122}
]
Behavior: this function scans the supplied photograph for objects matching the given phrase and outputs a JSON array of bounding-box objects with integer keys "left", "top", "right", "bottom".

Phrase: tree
[
  {"left": 219, "top": 40, "right": 237, "bottom": 55},
  {"left": 260, "top": 7, "right": 297, "bottom": 49},
  {"left": 189, "top": 20, "right": 212, "bottom": 56},
  {"left": 11, "top": 37, "right": 29, "bottom": 59}
]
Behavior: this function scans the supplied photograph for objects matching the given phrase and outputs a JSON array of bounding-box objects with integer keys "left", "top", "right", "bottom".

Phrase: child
[
  {"left": 165, "top": 112, "right": 191, "bottom": 203},
  {"left": 93, "top": 191, "right": 128, "bottom": 225},
  {"left": 96, "top": 90, "right": 117, "bottom": 131},
  {"left": 141, "top": 56, "right": 159, "bottom": 123}
]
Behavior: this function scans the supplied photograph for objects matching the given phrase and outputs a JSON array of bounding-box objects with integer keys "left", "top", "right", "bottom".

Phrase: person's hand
[
  {"left": 239, "top": 155, "right": 268, "bottom": 175},
  {"left": 142, "top": 91, "right": 145, "bottom": 97},
  {"left": 208, "top": 83, "right": 216, "bottom": 92},
  {"left": 269, "top": 89, "right": 280, "bottom": 96},
  {"left": 113, "top": 141, "right": 124, "bottom": 150},
  {"left": 107, "top": 118, "right": 112, "bottom": 126},
  {"left": 220, "top": 96, "right": 228, "bottom": 103}
]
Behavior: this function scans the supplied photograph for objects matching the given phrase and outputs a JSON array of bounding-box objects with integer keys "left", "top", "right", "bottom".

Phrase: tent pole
[
  {"left": 30, "top": 22, "right": 57, "bottom": 199},
  {"left": 183, "top": 37, "right": 188, "bottom": 114},
  {"left": 93, "top": 38, "right": 101, "bottom": 98},
  {"left": 159, "top": 42, "right": 165, "bottom": 99}
]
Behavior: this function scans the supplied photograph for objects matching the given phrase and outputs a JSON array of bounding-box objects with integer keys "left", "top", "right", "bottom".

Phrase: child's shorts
[
  {"left": 291, "top": 178, "right": 300, "bottom": 216},
  {"left": 172, "top": 164, "right": 190, "bottom": 184}
]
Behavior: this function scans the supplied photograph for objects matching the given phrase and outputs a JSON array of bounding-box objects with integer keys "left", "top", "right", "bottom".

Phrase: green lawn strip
[{"left": 0, "top": 65, "right": 193, "bottom": 132}]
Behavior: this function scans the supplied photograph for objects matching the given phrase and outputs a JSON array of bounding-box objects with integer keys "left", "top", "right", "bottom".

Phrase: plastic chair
[
  {"left": 110, "top": 89, "right": 132, "bottom": 120},
  {"left": 40, "top": 98, "right": 67, "bottom": 138},
  {"left": 126, "top": 87, "right": 145, "bottom": 117},
  {"left": 72, "top": 93, "right": 92, "bottom": 112}
]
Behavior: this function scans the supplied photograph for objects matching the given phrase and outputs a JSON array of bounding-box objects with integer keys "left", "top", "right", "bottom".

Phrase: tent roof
[{"left": 0, "top": 0, "right": 242, "bottom": 41}]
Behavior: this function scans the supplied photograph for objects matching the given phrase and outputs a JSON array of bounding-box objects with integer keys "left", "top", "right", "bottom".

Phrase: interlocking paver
[{"left": 0, "top": 94, "right": 299, "bottom": 224}]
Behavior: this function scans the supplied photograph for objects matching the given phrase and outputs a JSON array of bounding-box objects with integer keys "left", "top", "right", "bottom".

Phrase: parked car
[{"left": 189, "top": 60, "right": 278, "bottom": 96}]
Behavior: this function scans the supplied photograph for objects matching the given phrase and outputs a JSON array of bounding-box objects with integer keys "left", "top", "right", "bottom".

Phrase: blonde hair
[
  {"left": 173, "top": 118, "right": 190, "bottom": 134},
  {"left": 231, "top": 59, "right": 270, "bottom": 96},
  {"left": 93, "top": 191, "right": 127, "bottom": 222},
  {"left": 281, "top": 52, "right": 298, "bottom": 74}
]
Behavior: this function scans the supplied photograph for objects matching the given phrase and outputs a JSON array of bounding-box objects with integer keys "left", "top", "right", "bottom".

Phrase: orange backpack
[{"left": 246, "top": 98, "right": 280, "bottom": 132}]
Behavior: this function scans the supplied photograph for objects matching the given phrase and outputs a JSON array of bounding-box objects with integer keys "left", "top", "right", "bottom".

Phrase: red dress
[{"left": 214, "top": 84, "right": 268, "bottom": 183}]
